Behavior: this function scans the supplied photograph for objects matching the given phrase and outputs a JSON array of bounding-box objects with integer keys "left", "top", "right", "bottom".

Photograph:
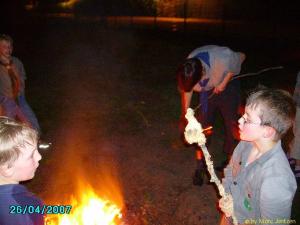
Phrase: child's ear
[
  {"left": 263, "top": 126, "right": 276, "bottom": 139},
  {"left": 0, "top": 163, "right": 14, "bottom": 178}
]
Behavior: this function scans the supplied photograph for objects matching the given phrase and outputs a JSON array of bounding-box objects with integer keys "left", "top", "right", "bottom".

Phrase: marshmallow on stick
[{"left": 184, "top": 108, "right": 238, "bottom": 225}]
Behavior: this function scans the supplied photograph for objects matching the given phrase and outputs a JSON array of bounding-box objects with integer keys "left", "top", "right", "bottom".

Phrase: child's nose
[
  {"left": 238, "top": 117, "right": 243, "bottom": 125},
  {"left": 35, "top": 151, "right": 42, "bottom": 162}
]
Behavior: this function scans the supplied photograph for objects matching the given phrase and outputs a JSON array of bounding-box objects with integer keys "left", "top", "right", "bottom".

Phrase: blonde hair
[{"left": 0, "top": 117, "right": 38, "bottom": 166}]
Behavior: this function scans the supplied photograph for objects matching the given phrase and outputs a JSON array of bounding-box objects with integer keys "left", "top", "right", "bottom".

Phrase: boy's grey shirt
[{"left": 222, "top": 141, "right": 297, "bottom": 224}]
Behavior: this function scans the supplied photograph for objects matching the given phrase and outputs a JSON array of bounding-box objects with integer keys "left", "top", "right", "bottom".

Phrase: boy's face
[
  {"left": 9, "top": 140, "right": 42, "bottom": 183},
  {"left": 238, "top": 105, "right": 265, "bottom": 141}
]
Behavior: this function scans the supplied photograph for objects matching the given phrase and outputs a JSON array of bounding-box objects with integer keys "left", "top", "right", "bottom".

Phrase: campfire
[
  {"left": 46, "top": 185, "right": 123, "bottom": 225},
  {"left": 42, "top": 108, "right": 125, "bottom": 225}
]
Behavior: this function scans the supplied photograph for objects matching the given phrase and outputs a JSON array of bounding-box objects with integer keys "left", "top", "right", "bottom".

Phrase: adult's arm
[
  {"left": 180, "top": 84, "right": 202, "bottom": 115},
  {"left": 214, "top": 51, "right": 246, "bottom": 94},
  {"left": 180, "top": 91, "right": 193, "bottom": 118},
  {"left": 214, "top": 72, "right": 234, "bottom": 94},
  {"left": 179, "top": 84, "right": 203, "bottom": 133}
]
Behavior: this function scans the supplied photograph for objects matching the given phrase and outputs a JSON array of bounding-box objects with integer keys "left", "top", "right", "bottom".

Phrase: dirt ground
[{"left": 8, "top": 18, "right": 300, "bottom": 224}]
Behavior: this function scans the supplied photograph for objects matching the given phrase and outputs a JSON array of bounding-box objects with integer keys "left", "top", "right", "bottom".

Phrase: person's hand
[
  {"left": 214, "top": 72, "right": 234, "bottom": 94},
  {"left": 219, "top": 194, "right": 234, "bottom": 218},
  {"left": 213, "top": 83, "right": 226, "bottom": 94},
  {"left": 193, "top": 83, "right": 202, "bottom": 92}
]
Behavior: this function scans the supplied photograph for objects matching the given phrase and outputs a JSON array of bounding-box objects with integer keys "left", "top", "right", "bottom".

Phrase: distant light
[
  {"left": 59, "top": 0, "right": 81, "bottom": 9},
  {"left": 39, "top": 142, "right": 52, "bottom": 149},
  {"left": 25, "top": 2, "right": 37, "bottom": 11}
]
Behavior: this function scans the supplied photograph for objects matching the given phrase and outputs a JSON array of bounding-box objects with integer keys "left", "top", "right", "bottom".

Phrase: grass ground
[{"left": 6, "top": 17, "right": 300, "bottom": 224}]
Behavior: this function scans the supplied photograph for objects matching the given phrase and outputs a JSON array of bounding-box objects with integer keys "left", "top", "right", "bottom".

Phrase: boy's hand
[{"left": 219, "top": 194, "right": 234, "bottom": 218}]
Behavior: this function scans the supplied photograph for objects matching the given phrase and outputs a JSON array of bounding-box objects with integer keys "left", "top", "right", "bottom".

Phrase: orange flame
[{"left": 47, "top": 186, "right": 122, "bottom": 225}]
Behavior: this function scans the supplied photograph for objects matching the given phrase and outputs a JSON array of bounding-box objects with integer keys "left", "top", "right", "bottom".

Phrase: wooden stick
[
  {"left": 193, "top": 66, "right": 284, "bottom": 112},
  {"left": 232, "top": 66, "right": 283, "bottom": 80},
  {"left": 184, "top": 108, "right": 238, "bottom": 225}
]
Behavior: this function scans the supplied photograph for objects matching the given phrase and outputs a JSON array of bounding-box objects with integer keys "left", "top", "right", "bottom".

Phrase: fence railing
[{"left": 35, "top": 12, "right": 300, "bottom": 40}]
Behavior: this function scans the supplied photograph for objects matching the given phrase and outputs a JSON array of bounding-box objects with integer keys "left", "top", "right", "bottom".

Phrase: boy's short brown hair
[
  {"left": 0, "top": 117, "right": 38, "bottom": 167},
  {"left": 246, "top": 86, "right": 296, "bottom": 140}
]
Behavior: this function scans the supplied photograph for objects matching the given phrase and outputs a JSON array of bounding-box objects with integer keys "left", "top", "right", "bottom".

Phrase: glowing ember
[
  {"left": 203, "top": 126, "right": 213, "bottom": 132},
  {"left": 47, "top": 188, "right": 122, "bottom": 225}
]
